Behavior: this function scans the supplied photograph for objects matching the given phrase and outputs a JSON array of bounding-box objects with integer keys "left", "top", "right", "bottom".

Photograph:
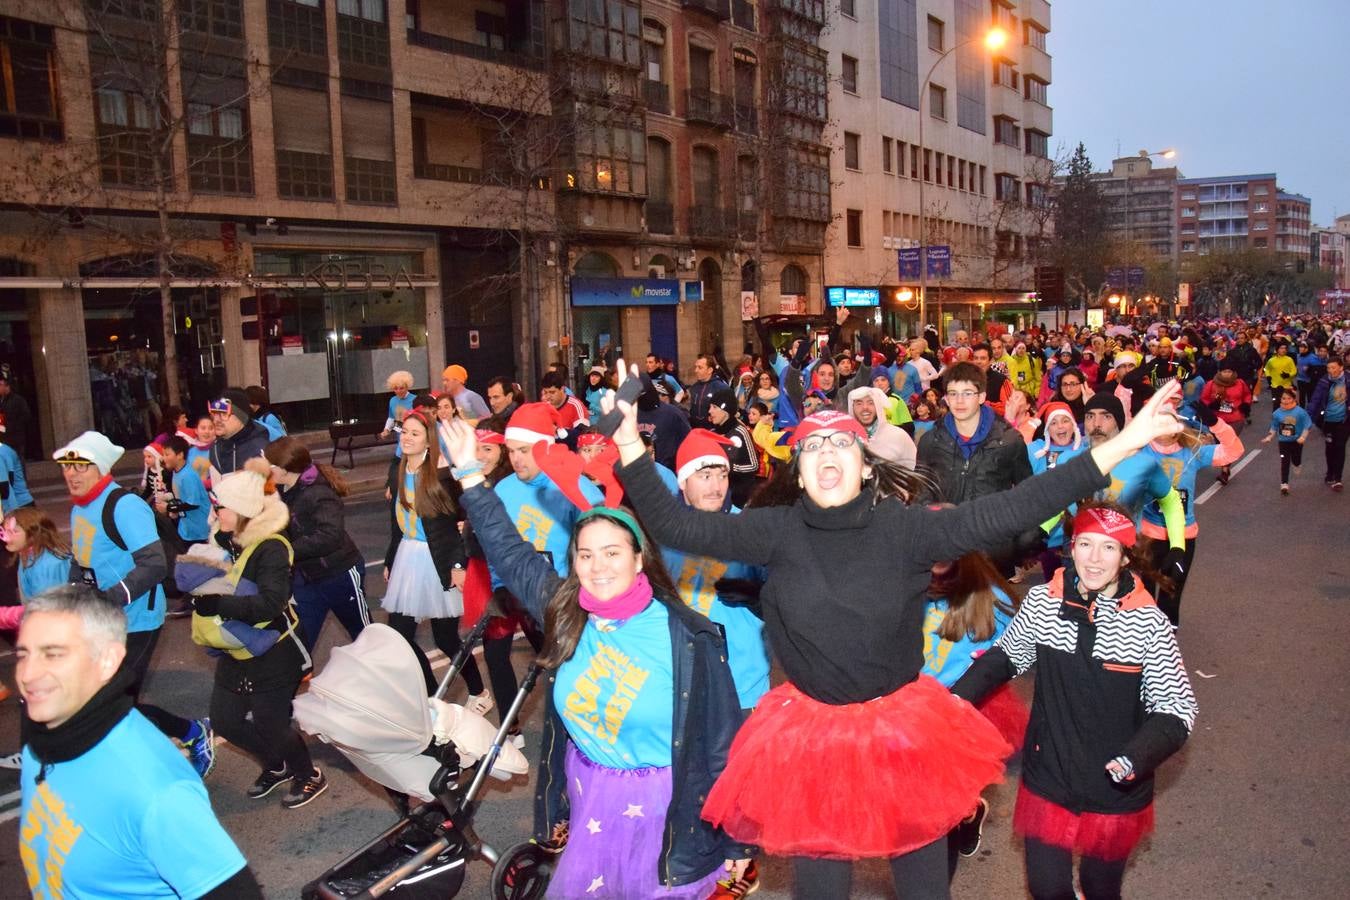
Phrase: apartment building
[
  {"left": 824, "top": 0, "right": 1053, "bottom": 337},
  {"left": 1091, "top": 153, "right": 1182, "bottom": 263},
  {"left": 1310, "top": 226, "right": 1346, "bottom": 289},
  {"left": 1176, "top": 173, "right": 1311, "bottom": 262},
  {"left": 0, "top": 0, "right": 831, "bottom": 454}
]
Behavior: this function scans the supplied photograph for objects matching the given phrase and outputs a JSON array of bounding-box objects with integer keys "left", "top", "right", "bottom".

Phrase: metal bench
[{"left": 328, "top": 420, "right": 392, "bottom": 468}]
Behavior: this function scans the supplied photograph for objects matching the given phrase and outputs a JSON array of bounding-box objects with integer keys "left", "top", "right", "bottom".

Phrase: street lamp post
[{"left": 917, "top": 27, "right": 1006, "bottom": 341}]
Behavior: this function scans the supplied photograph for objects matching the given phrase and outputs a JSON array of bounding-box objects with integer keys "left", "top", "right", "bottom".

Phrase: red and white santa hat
[
  {"left": 788, "top": 409, "right": 869, "bottom": 447},
  {"left": 1034, "top": 401, "right": 1082, "bottom": 456},
  {"left": 505, "top": 402, "right": 565, "bottom": 446},
  {"left": 1071, "top": 506, "right": 1136, "bottom": 547},
  {"left": 675, "top": 429, "right": 734, "bottom": 485}
]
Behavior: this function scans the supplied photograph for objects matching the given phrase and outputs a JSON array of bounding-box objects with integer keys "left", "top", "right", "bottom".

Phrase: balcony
[
  {"left": 686, "top": 89, "right": 734, "bottom": 129},
  {"left": 738, "top": 209, "right": 760, "bottom": 241},
  {"left": 768, "top": 0, "right": 827, "bottom": 27},
  {"left": 644, "top": 80, "right": 671, "bottom": 114},
  {"left": 683, "top": 0, "right": 732, "bottom": 19},
  {"left": 406, "top": 29, "right": 546, "bottom": 71},
  {"left": 688, "top": 206, "right": 737, "bottom": 241},
  {"left": 646, "top": 201, "right": 675, "bottom": 234},
  {"left": 732, "top": 0, "right": 756, "bottom": 30},
  {"left": 733, "top": 103, "right": 759, "bottom": 135}
]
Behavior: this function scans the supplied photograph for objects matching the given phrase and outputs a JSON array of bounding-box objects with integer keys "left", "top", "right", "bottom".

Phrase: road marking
[{"left": 1196, "top": 449, "right": 1261, "bottom": 506}]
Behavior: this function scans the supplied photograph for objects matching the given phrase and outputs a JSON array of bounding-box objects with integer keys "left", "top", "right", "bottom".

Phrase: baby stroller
[{"left": 295, "top": 617, "right": 554, "bottom": 899}]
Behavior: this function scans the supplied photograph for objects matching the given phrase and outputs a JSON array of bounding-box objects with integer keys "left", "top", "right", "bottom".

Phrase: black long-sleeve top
[{"left": 616, "top": 450, "right": 1109, "bottom": 705}]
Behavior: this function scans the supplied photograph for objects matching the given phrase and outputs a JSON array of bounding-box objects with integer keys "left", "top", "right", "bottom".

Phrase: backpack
[{"left": 100, "top": 487, "right": 187, "bottom": 612}]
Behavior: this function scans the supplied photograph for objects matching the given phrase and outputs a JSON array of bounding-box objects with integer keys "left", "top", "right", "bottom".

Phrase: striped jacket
[{"left": 954, "top": 568, "right": 1197, "bottom": 815}]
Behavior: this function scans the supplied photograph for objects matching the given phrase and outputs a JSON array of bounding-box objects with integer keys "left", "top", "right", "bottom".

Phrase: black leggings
[
  {"left": 1279, "top": 441, "right": 1304, "bottom": 482},
  {"left": 1148, "top": 537, "right": 1196, "bottom": 627},
  {"left": 483, "top": 616, "right": 545, "bottom": 727},
  {"left": 210, "top": 680, "right": 313, "bottom": 776},
  {"left": 1024, "top": 837, "right": 1128, "bottom": 900},
  {"left": 792, "top": 835, "right": 949, "bottom": 899},
  {"left": 124, "top": 628, "right": 195, "bottom": 741},
  {"left": 387, "top": 612, "right": 485, "bottom": 696}
]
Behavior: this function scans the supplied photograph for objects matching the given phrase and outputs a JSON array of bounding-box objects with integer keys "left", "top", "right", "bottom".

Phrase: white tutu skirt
[{"left": 382, "top": 539, "right": 464, "bottom": 620}]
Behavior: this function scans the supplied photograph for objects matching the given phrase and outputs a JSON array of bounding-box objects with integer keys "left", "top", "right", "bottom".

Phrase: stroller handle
[{"left": 459, "top": 660, "right": 545, "bottom": 810}]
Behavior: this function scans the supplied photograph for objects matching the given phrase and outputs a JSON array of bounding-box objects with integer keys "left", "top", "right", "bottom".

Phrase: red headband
[
  {"left": 475, "top": 429, "right": 505, "bottom": 445},
  {"left": 1071, "top": 506, "right": 1136, "bottom": 548},
  {"left": 576, "top": 432, "right": 613, "bottom": 449}
]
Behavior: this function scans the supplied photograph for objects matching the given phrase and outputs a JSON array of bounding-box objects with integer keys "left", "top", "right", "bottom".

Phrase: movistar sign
[{"left": 572, "top": 277, "right": 685, "bottom": 307}]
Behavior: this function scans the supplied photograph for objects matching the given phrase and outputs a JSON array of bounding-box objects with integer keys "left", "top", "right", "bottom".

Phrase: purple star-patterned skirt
[{"left": 547, "top": 744, "right": 725, "bottom": 899}]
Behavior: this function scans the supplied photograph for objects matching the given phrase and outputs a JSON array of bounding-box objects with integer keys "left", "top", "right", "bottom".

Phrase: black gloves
[
  {"left": 1192, "top": 403, "right": 1218, "bottom": 428},
  {"left": 192, "top": 594, "right": 221, "bottom": 618},
  {"left": 1013, "top": 526, "right": 1049, "bottom": 559},
  {"left": 791, "top": 337, "right": 812, "bottom": 368},
  {"left": 1160, "top": 548, "right": 1187, "bottom": 583},
  {"left": 714, "top": 578, "right": 765, "bottom": 619}
]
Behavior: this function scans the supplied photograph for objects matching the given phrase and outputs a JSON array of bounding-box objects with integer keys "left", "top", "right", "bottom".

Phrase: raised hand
[
  {"left": 602, "top": 358, "right": 643, "bottom": 463},
  {"left": 442, "top": 418, "right": 480, "bottom": 470}
]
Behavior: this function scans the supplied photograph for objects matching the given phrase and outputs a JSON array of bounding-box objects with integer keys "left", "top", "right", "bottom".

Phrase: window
[
  {"left": 781, "top": 264, "right": 807, "bottom": 295},
  {"left": 841, "top": 54, "right": 858, "bottom": 93},
  {"left": 1024, "top": 22, "right": 1046, "bottom": 51},
  {"left": 1182, "top": 207, "right": 1196, "bottom": 217},
  {"left": 733, "top": 55, "right": 757, "bottom": 133},
  {"left": 958, "top": 159, "right": 966, "bottom": 191},
  {"left": 781, "top": 145, "right": 830, "bottom": 222},
  {"left": 840, "top": 0, "right": 855, "bottom": 17},
  {"left": 337, "top": 0, "right": 389, "bottom": 66},
  {"left": 896, "top": 141, "right": 906, "bottom": 177},
  {"left": 1253, "top": 220, "right": 1268, "bottom": 231},
  {"left": 568, "top": 0, "right": 642, "bottom": 67},
  {"left": 1253, "top": 202, "right": 1268, "bottom": 213},
  {"left": 272, "top": 84, "right": 333, "bottom": 199},
  {"left": 923, "top": 148, "right": 931, "bottom": 182},
  {"left": 0, "top": 16, "right": 63, "bottom": 140},
  {"left": 1181, "top": 224, "right": 1195, "bottom": 234},
  {"left": 843, "top": 131, "right": 860, "bottom": 170},
  {"left": 978, "top": 164, "right": 987, "bottom": 195},
  {"left": 934, "top": 152, "right": 944, "bottom": 185},
  {"left": 572, "top": 105, "right": 646, "bottom": 194},
  {"left": 180, "top": 0, "right": 244, "bottom": 40},
  {"left": 994, "top": 115, "right": 1019, "bottom": 146},
  {"left": 643, "top": 19, "right": 664, "bottom": 82},
  {"left": 1182, "top": 241, "right": 1195, "bottom": 252},
  {"left": 1026, "top": 182, "right": 1048, "bottom": 207},
  {"left": 1181, "top": 190, "right": 1195, "bottom": 200},
  {"left": 269, "top": 0, "right": 327, "bottom": 56},
  {"left": 95, "top": 87, "right": 155, "bottom": 186},
  {"left": 337, "top": 0, "right": 382, "bottom": 22},
  {"left": 342, "top": 95, "right": 395, "bottom": 204},
  {"left": 927, "top": 15, "right": 944, "bottom": 51},
  {"left": 995, "top": 172, "right": 1018, "bottom": 201},
  {"left": 910, "top": 144, "right": 918, "bottom": 179},
  {"left": 1023, "top": 76, "right": 1047, "bottom": 105},
  {"left": 993, "top": 59, "right": 1018, "bottom": 90},
  {"left": 692, "top": 145, "right": 719, "bottom": 206},
  {"left": 1025, "top": 129, "right": 1048, "bottom": 158},
  {"left": 881, "top": 137, "right": 892, "bottom": 173},
  {"left": 186, "top": 99, "right": 253, "bottom": 194},
  {"left": 1253, "top": 238, "right": 1267, "bottom": 249},
  {"left": 1253, "top": 185, "right": 1269, "bottom": 196},
  {"left": 947, "top": 155, "right": 954, "bottom": 187},
  {"left": 929, "top": 84, "right": 946, "bottom": 119},
  {"left": 846, "top": 209, "right": 862, "bottom": 247}
]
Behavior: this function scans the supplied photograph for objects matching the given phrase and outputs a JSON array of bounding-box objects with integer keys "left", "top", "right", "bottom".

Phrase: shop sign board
[{"left": 571, "top": 277, "right": 682, "bottom": 307}]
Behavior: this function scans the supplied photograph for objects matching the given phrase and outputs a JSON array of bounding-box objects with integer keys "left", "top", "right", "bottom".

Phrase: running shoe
[
  {"left": 186, "top": 718, "right": 216, "bottom": 778},
  {"left": 165, "top": 598, "right": 194, "bottom": 619},
  {"left": 1280, "top": 484, "right": 1290, "bottom": 496},
  {"left": 282, "top": 767, "right": 329, "bottom": 809},
  {"left": 1216, "top": 468, "right": 1230, "bottom": 485},
  {"left": 466, "top": 693, "right": 495, "bottom": 717},
  {"left": 1335, "top": 482, "right": 1345, "bottom": 493},
  {"left": 708, "top": 860, "right": 761, "bottom": 898},
  {"left": 955, "top": 796, "right": 990, "bottom": 857},
  {"left": 0, "top": 751, "right": 22, "bottom": 770},
  {"left": 248, "top": 765, "right": 293, "bottom": 799}
]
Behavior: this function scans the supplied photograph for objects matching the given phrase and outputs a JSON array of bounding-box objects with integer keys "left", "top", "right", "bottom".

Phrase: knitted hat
[
  {"left": 54, "top": 430, "right": 125, "bottom": 475},
  {"left": 1083, "top": 393, "right": 1125, "bottom": 430},
  {"left": 675, "top": 429, "right": 734, "bottom": 485},
  {"left": 505, "top": 402, "right": 564, "bottom": 446},
  {"left": 789, "top": 410, "right": 868, "bottom": 447},
  {"left": 213, "top": 468, "right": 266, "bottom": 518},
  {"left": 1071, "top": 506, "right": 1137, "bottom": 548},
  {"left": 212, "top": 389, "right": 252, "bottom": 425},
  {"left": 709, "top": 388, "right": 738, "bottom": 414},
  {"left": 442, "top": 364, "right": 468, "bottom": 384}
]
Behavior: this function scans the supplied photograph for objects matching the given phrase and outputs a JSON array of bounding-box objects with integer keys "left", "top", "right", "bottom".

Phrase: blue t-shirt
[
  {"left": 20, "top": 711, "right": 246, "bottom": 900},
  {"left": 387, "top": 394, "right": 416, "bottom": 458},
  {"left": 655, "top": 462, "right": 681, "bottom": 496},
  {"left": 1142, "top": 442, "right": 1220, "bottom": 530},
  {"left": 491, "top": 470, "right": 603, "bottom": 588},
  {"left": 18, "top": 549, "right": 70, "bottom": 602},
  {"left": 394, "top": 470, "right": 426, "bottom": 541},
  {"left": 186, "top": 445, "right": 212, "bottom": 486},
  {"left": 921, "top": 593, "right": 1014, "bottom": 687},
  {"left": 70, "top": 482, "right": 164, "bottom": 633},
  {"left": 0, "top": 442, "right": 32, "bottom": 509},
  {"left": 1026, "top": 441, "right": 1087, "bottom": 547},
  {"left": 1325, "top": 376, "right": 1347, "bottom": 423},
  {"left": 1270, "top": 406, "right": 1313, "bottom": 443},
  {"left": 170, "top": 464, "right": 211, "bottom": 543},
  {"left": 555, "top": 601, "right": 675, "bottom": 769},
  {"left": 662, "top": 541, "right": 769, "bottom": 710},
  {"left": 913, "top": 419, "right": 936, "bottom": 439},
  {"left": 1097, "top": 452, "right": 1175, "bottom": 525}
]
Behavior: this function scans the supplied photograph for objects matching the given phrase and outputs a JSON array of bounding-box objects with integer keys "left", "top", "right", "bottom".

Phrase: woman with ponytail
[{"left": 265, "top": 436, "right": 369, "bottom": 652}]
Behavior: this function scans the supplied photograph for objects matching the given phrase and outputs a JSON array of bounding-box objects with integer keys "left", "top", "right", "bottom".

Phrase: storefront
[
  {"left": 252, "top": 250, "right": 435, "bottom": 429},
  {"left": 570, "top": 275, "right": 687, "bottom": 373}
]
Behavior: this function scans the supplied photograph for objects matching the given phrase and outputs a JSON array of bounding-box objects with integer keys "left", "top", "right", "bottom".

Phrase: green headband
[{"left": 574, "top": 506, "right": 645, "bottom": 549}]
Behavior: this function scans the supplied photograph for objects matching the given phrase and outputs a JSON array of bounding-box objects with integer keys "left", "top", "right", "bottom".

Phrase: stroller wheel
[{"left": 489, "top": 841, "right": 554, "bottom": 900}]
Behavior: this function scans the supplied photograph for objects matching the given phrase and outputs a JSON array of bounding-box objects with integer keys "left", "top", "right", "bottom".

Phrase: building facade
[
  {"left": 1310, "top": 226, "right": 1347, "bottom": 290},
  {"left": 823, "top": 0, "right": 1053, "bottom": 337},
  {"left": 1175, "top": 173, "right": 1308, "bottom": 259},
  {"left": 1091, "top": 153, "right": 1181, "bottom": 263}
]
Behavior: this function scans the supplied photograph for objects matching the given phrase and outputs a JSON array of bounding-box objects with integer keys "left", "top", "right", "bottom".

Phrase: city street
[{"left": 0, "top": 404, "right": 1347, "bottom": 898}]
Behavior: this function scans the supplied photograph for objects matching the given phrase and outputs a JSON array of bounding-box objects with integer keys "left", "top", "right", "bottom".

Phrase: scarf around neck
[
  {"left": 579, "top": 571, "right": 653, "bottom": 621},
  {"left": 22, "top": 665, "right": 135, "bottom": 783}
]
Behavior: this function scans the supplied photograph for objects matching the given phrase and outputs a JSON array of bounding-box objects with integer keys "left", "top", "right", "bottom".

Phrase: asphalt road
[{"left": 1, "top": 408, "right": 1348, "bottom": 898}]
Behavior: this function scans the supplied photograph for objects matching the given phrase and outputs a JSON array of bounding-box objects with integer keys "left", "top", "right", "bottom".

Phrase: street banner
[
  {"left": 927, "top": 245, "right": 952, "bottom": 278},
  {"left": 898, "top": 247, "right": 921, "bottom": 280}
]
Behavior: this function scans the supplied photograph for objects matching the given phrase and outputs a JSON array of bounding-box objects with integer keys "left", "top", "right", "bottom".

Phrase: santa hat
[
  {"left": 1035, "top": 402, "right": 1082, "bottom": 456},
  {"left": 789, "top": 409, "right": 869, "bottom": 447},
  {"left": 1071, "top": 505, "right": 1137, "bottom": 548},
  {"left": 675, "top": 429, "right": 734, "bottom": 485},
  {"left": 577, "top": 432, "right": 613, "bottom": 451},
  {"left": 505, "top": 402, "right": 565, "bottom": 446},
  {"left": 144, "top": 442, "right": 166, "bottom": 462}
]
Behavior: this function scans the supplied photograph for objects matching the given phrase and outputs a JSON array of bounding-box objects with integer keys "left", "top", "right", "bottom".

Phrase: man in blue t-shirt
[
  {"left": 55, "top": 431, "right": 215, "bottom": 776},
  {"left": 17, "top": 586, "right": 260, "bottom": 899}
]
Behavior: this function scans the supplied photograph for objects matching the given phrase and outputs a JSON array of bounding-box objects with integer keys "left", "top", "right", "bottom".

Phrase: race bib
[{"left": 1280, "top": 422, "right": 1296, "bottom": 438}]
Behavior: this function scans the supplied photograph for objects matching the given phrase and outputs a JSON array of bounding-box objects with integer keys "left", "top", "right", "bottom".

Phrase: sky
[{"left": 1049, "top": 0, "right": 1350, "bottom": 225}]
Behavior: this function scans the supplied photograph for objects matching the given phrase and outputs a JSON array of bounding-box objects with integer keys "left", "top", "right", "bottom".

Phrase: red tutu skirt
[
  {"left": 701, "top": 676, "right": 1011, "bottom": 859},
  {"left": 976, "top": 682, "right": 1031, "bottom": 753},
  {"left": 1013, "top": 785, "right": 1154, "bottom": 862}
]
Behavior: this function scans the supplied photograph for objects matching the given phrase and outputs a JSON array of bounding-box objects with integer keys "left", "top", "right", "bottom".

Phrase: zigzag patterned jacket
[{"left": 954, "top": 567, "right": 1198, "bottom": 815}]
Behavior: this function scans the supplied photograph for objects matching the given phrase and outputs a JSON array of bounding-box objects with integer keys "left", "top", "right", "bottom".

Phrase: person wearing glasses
[
  {"left": 53, "top": 431, "right": 215, "bottom": 777},
  {"left": 1047, "top": 367, "right": 1091, "bottom": 428},
  {"left": 207, "top": 388, "right": 271, "bottom": 481},
  {"left": 917, "top": 362, "right": 1033, "bottom": 505},
  {"left": 609, "top": 363, "right": 1190, "bottom": 898}
]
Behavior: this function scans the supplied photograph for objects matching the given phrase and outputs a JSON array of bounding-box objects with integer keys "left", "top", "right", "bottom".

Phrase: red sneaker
[{"left": 708, "top": 860, "right": 760, "bottom": 899}]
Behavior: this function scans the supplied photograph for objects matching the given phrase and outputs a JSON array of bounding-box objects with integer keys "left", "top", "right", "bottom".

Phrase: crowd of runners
[{"left": 6, "top": 310, "right": 1349, "bottom": 899}]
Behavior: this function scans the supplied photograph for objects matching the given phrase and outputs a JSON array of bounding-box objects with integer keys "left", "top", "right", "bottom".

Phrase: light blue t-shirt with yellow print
[
  {"left": 70, "top": 482, "right": 164, "bottom": 633},
  {"left": 395, "top": 470, "right": 426, "bottom": 541},
  {"left": 921, "top": 592, "right": 1014, "bottom": 687},
  {"left": 491, "top": 470, "right": 603, "bottom": 589},
  {"left": 556, "top": 601, "right": 675, "bottom": 770}
]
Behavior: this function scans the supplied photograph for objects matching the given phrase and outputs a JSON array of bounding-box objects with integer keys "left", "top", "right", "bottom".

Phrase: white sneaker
[
  {"left": 465, "top": 693, "right": 495, "bottom": 717},
  {"left": 0, "top": 751, "right": 22, "bottom": 770}
]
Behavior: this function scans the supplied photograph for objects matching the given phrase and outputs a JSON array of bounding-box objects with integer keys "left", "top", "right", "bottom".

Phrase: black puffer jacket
[
  {"left": 916, "top": 412, "right": 1033, "bottom": 505},
  {"left": 279, "top": 471, "right": 362, "bottom": 583},
  {"left": 210, "top": 420, "right": 271, "bottom": 477}
]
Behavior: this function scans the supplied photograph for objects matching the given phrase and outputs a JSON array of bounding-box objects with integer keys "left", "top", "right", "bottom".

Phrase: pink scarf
[{"left": 578, "top": 572, "right": 653, "bottom": 622}]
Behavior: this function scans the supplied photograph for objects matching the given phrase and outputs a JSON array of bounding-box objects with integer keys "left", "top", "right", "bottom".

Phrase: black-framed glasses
[{"left": 799, "top": 432, "right": 859, "bottom": 454}]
